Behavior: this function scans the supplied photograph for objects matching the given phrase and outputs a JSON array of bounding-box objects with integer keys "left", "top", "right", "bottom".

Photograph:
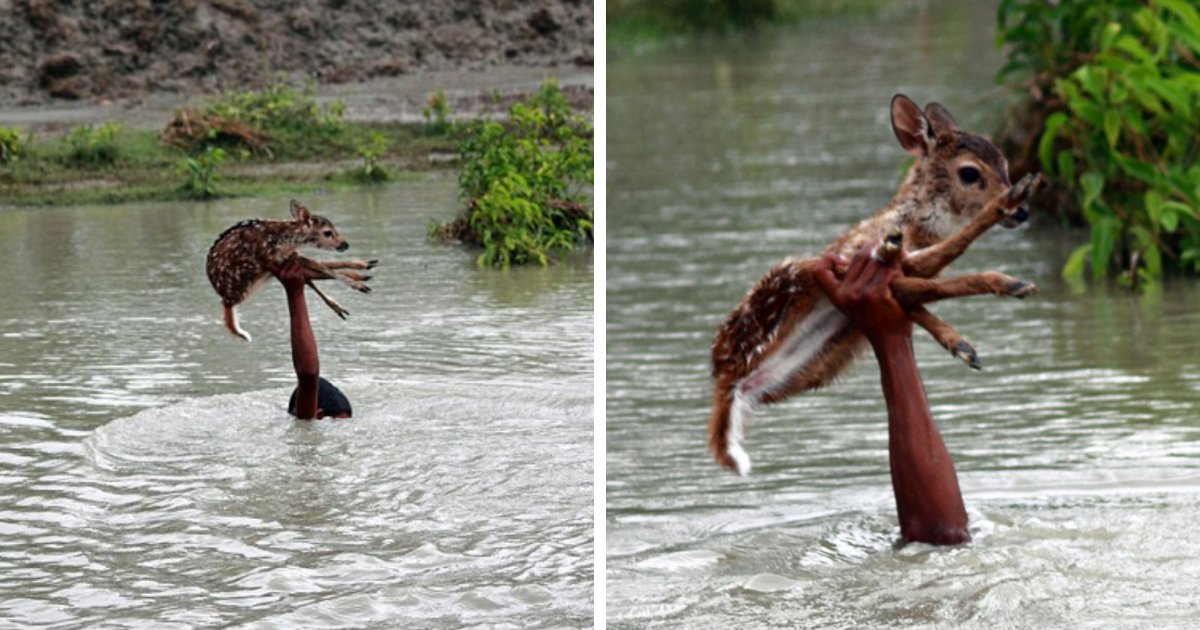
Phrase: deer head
[
  {"left": 891, "top": 94, "right": 1028, "bottom": 233},
  {"left": 290, "top": 199, "right": 349, "bottom": 252}
]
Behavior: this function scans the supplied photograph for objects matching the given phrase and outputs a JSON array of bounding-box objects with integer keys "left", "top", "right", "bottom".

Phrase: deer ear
[
  {"left": 290, "top": 199, "right": 311, "bottom": 223},
  {"left": 891, "top": 94, "right": 929, "bottom": 157},
  {"left": 923, "top": 102, "right": 959, "bottom": 138}
]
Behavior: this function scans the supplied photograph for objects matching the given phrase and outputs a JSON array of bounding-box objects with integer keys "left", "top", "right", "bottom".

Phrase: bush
[
  {"left": 64, "top": 122, "right": 124, "bottom": 167},
  {"left": 434, "top": 79, "right": 593, "bottom": 268},
  {"left": 996, "top": 0, "right": 1200, "bottom": 285},
  {"left": 178, "top": 146, "right": 226, "bottom": 199},
  {"left": 0, "top": 127, "right": 28, "bottom": 164},
  {"left": 422, "top": 90, "right": 453, "bottom": 135},
  {"left": 344, "top": 131, "right": 391, "bottom": 184},
  {"left": 205, "top": 82, "right": 344, "bottom": 135}
]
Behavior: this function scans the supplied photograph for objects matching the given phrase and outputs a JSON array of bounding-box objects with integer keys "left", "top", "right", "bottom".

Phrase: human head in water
[{"left": 288, "top": 377, "right": 352, "bottom": 419}]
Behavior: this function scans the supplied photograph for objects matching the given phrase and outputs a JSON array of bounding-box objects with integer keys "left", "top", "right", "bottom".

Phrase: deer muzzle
[{"left": 337, "top": 242, "right": 350, "bottom": 252}]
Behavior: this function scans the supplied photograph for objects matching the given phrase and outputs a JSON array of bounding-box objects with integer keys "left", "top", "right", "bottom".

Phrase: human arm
[
  {"left": 814, "top": 244, "right": 970, "bottom": 544},
  {"left": 274, "top": 255, "right": 319, "bottom": 420}
]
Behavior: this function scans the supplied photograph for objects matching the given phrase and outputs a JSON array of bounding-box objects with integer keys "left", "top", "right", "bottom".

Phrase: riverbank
[{"left": 0, "top": 72, "right": 593, "bottom": 209}]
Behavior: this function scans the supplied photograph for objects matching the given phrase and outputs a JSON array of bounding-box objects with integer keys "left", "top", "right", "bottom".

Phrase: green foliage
[
  {"left": 64, "top": 122, "right": 124, "bottom": 167},
  {"left": 344, "top": 131, "right": 391, "bottom": 184},
  {"left": 997, "top": 0, "right": 1200, "bottom": 285},
  {"left": 178, "top": 146, "right": 226, "bottom": 199},
  {"left": 422, "top": 90, "right": 453, "bottom": 135},
  {"left": 204, "top": 82, "right": 344, "bottom": 135},
  {"left": 436, "top": 79, "right": 593, "bottom": 268},
  {"left": 0, "top": 127, "right": 28, "bottom": 164}
]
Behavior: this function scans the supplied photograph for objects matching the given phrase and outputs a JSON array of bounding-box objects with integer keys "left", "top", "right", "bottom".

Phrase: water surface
[
  {"left": 0, "top": 177, "right": 593, "bottom": 627},
  {"left": 607, "top": 4, "right": 1200, "bottom": 627}
]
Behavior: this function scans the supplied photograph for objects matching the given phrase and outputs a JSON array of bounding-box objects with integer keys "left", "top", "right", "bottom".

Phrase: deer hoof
[
  {"left": 366, "top": 259, "right": 379, "bottom": 269},
  {"left": 1006, "top": 280, "right": 1038, "bottom": 299},
  {"left": 953, "top": 341, "right": 982, "bottom": 370},
  {"left": 1007, "top": 172, "right": 1043, "bottom": 205}
]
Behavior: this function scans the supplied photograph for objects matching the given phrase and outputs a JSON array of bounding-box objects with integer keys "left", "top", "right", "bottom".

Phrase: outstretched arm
[
  {"left": 274, "top": 255, "right": 319, "bottom": 420},
  {"left": 814, "top": 243, "right": 970, "bottom": 545}
]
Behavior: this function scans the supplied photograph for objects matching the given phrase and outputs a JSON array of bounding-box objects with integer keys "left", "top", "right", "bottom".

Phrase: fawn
[
  {"left": 206, "top": 199, "right": 377, "bottom": 342},
  {"left": 708, "top": 94, "right": 1044, "bottom": 476}
]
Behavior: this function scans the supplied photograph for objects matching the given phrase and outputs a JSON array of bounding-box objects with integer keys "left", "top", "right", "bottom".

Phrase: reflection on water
[
  {"left": 606, "top": 3, "right": 1200, "bottom": 628},
  {"left": 0, "top": 176, "right": 593, "bottom": 627}
]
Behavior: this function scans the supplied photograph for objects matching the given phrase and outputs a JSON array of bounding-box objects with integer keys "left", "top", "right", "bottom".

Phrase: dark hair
[{"left": 288, "top": 377, "right": 352, "bottom": 418}]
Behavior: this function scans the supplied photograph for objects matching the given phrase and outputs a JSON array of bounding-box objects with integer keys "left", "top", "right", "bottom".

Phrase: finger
[
  {"left": 813, "top": 263, "right": 840, "bottom": 299},
  {"left": 844, "top": 240, "right": 877, "bottom": 286}
]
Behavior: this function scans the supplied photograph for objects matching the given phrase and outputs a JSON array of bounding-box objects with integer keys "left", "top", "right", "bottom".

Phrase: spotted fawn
[
  {"left": 709, "top": 94, "right": 1044, "bottom": 476},
  {"left": 206, "top": 199, "right": 377, "bottom": 342}
]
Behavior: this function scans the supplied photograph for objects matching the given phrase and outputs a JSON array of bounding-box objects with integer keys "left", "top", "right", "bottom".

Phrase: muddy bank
[{"left": 0, "top": 0, "right": 593, "bottom": 105}]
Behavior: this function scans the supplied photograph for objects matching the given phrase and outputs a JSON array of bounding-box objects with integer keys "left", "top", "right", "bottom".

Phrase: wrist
[{"left": 868, "top": 330, "right": 913, "bottom": 359}]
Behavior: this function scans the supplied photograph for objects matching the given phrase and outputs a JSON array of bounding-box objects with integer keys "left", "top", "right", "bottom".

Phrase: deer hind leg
[
  {"left": 908, "top": 306, "right": 980, "bottom": 370},
  {"left": 903, "top": 173, "right": 1043, "bottom": 278},
  {"left": 892, "top": 272, "right": 1037, "bottom": 305},
  {"left": 297, "top": 256, "right": 372, "bottom": 294},
  {"left": 305, "top": 280, "right": 350, "bottom": 320}
]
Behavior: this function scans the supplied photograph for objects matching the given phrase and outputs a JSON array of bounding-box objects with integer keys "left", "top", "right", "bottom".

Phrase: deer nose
[{"left": 337, "top": 242, "right": 349, "bottom": 252}]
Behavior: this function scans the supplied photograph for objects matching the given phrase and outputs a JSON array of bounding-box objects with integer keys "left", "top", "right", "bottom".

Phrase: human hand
[
  {"left": 813, "top": 241, "right": 911, "bottom": 345},
  {"left": 273, "top": 254, "right": 307, "bottom": 293}
]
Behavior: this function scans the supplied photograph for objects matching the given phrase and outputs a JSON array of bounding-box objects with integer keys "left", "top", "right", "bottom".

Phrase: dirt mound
[{"left": 0, "top": 0, "right": 593, "bottom": 104}]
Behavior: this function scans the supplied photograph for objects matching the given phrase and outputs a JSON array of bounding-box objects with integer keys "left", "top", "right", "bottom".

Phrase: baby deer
[
  {"left": 206, "top": 199, "right": 377, "bottom": 342},
  {"left": 709, "top": 94, "right": 1045, "bottom": 476}
]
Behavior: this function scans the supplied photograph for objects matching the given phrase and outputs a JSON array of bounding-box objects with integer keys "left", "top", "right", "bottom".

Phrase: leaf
[
  {"left": 1081, "top": 171, "right": 1105, "bottom": 211},
  {"left": 1056, "top": 151, "right": 1076, "bottom": 184},
  {"left": 1039, "top": 112, "right": 1069, "bottom": 172},
  {"left": 1062, "top": 243, "right": 1092, "bottom": 280},
  {"left": 1145, "top": 189, "right": 1164, "bottom": 226},
  {"left": 1091, "top": 218, "right": 1120, "bottom": 281},
  {"left": 1103, "top": 109, "right": 1121, "bottom": 148}
]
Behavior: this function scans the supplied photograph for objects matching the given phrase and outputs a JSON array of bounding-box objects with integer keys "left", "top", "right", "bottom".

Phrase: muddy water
[
  {"left": 607, "top": 3, "right": 1200, "bottom": 628},
  {"left": 0, "top": 176, "right": 593, "bottom": 627}
]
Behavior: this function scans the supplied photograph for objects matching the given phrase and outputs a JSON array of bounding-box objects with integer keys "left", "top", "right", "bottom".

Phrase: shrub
[
  {"left": 178, "top": 146, "right": 226, "bottom": 199},
  {"left": 64, "top": 122, "right": 124, "bottom": 167},
  {"left": 434, "top": 79, "right": 593, "bottom": 268},
  {"left": 0, "top": 127, "right": 28, "bottom": 164},
  {"left": 996, "top": 0, "right": 1200, "bottom": 285},
  {"left": 344, "top": 131, "right": 391, "bottom": 184},
  {"left": 422, "top": 90, "right": 453, "bottom": 135},
  {"left": 205, "top": 82, "right": 344, "bottom": 135}
]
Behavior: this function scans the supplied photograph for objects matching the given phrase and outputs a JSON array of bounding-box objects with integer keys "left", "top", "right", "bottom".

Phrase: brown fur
[
  {"left": 708, "top": 95, "right": 1042, "bottom": 474},
  {"left": 205, "top": 199, "right": 374, "bottom": 341}
]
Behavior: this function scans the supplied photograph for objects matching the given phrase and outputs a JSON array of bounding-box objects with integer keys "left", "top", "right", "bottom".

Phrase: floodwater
[
  {"left": 0, "top": 177, "right": 593, "bottom": 627},
  {"left": 607, "top": 3, "right": 1200, "bottom": 628}
]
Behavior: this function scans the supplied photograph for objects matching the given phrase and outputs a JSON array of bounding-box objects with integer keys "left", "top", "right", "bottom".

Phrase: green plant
[
  {"left": 435, "top": 79, "right": 593, "bottom": 268},
  {"left": 179, "top": 146, "right": 227, "bottom": 199},
  {"left": 997, "top": 0, "right": 1200, "bottom": 285},
  {"left": 205, "top": 82, "right": 344, "bottom": 135},
  {"left": 345, "top": 131, "right": 391, "bottom": 184},
  {"left": 0, "top": 127, "right": 28, "bottom": 164},
  {"left": 64, "top": 122, "right": 124, "bottom": 166},
  {"left": 422, "top": 90, "right": 453, "bottom": 135}
]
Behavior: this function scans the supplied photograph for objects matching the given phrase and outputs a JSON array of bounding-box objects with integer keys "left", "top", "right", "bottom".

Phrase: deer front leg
[
  {"left": 903, "top": 173, "right": 1044, "bottom": 278},
  {"left": 319, "top": 259, "right": 379, "bottom": 271},
  {"left": 297, "top": 256, "right": 372, "bottom": 294},
  {"left": 908, "top": 306, "right": 980, "bottom": 370},
  {"left": 892, "top": 272, "right": 1037, "bottom": 305}
]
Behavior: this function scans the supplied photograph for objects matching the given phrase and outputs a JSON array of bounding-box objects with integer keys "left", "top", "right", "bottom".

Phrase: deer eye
[
  {"left": 322, "top": 230, "right": 334, "bottom": 238},
  {"left": 958, "top": 166, "right": 981, "bottom": 185}
]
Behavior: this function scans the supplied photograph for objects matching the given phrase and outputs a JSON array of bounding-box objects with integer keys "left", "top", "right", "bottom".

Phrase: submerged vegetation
[
  {"left": 432, "top": 80, "right": 594, "bottom": 268},
  {"left": 995, "top": 0, "right": 1200, "bottom": 286}
]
